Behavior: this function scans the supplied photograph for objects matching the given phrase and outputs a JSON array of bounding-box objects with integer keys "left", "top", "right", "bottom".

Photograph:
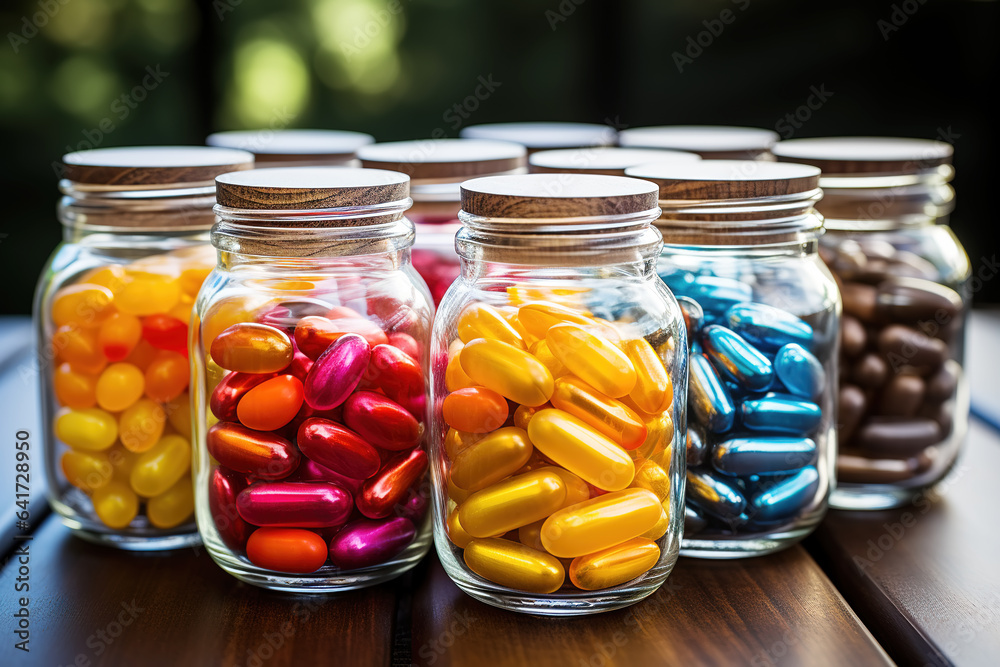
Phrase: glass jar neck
[
  {"left": 58, "top": 180, "right": 217, "bottom": 234},
  {"left": 815, "top": 166, "right": 955, "bottom": 231}
]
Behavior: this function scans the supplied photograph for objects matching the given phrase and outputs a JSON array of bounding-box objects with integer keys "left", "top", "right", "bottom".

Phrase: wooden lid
[
  {"left": 215, "top": 167, "right": 409, "bottom": 213},
  {"left": 772, "top": 137, "right": 953, "bottom": 175},
  {"left": 618, "top": 126, "right": 778, "bottom": 156},
  {"left": 529, "top": 147, "right": 700, "bottom": 176},
  {"left": 459, "top": 122, "right": 617, "bottom": 150},
  {"left": 625, "top": 160, "right": 820, "bottom": 200},
  {"left": 460, "top": 173, "right": 658, "bottom": 219},
  {"left": 206, "top": 129, "right": 374, "bottom": 161},
  {"left": 357, "top": 139, "right": 526, "bottom": 180},
  {"left": 63, "top": 146, "right": 254, "bottom": 186}
]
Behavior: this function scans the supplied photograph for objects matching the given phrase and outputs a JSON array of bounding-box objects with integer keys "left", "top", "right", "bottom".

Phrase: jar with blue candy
[
  {"left": 773, "top": 138, "right": 970, "bottom": 510},
  {"left": 626, "top": 160, "right": 837, "bottom": 558}
]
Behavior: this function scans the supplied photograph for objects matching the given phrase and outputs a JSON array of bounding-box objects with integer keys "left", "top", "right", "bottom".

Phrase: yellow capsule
[
  {"left": 448, "top": 474, "right": 471, "bottom": 504},
  {"left": 108, "top": 445, "right": 141, "bottom": 482},
  {"left": 512, "top": 403, "right": 549, "bottom": 430},
  {"left": 624, "top": 338, "right": 673, "bottom": 414},
  {"left": 533, "top": 466, "right": 591, "bottom": 510},
  {"left": 459, "top": 469, "right": 567, "bottom": 538},
  {"left": 118, "top": 398, "right": 166, "bottom": 453},
  {"left": 517, "top": 301, "right": 595, "bottom": 339},
  {"left": 547, "top": 324, "right": 636, "bottom": 398},
  {"left": 446, "top": 349, "right": 477, "bottom": 392},
  {"left": 129, "top": 434, "right": 191, "bottom": 498},
  {"left": 451, "top": 427, "right": 533, "bottom": 493},
  {"left": 526, "top": 409, "right": 635, "bottom": 491},
  {"left": 550, "top": 376, "right": 647, "bottom": 450},
  {"left": 447, "top": 507, "right": 476, "bottom": 548},
  {"left": 116, "top": 276, "right": 181, "bottom": 316},
  {"left": 168, "top": 298, "right": 194, "bottom": 324},
  {"left": 518, "top": 519, "right": 546, "bottom": 551},
  {"left": 460, "top": 338, "right": 554, "bottom": 407},
  {"left": 55, "top": 408, "right": 118, "bottom": 451},
  {"left": 498, "top": 306, "right": 537, "bottom": 347},
  {"left": 506, "top": 285, "right": 589, "bottom": 309},
  {"left": 147, "top": 477, "right": 195, "bottom": 529},
  {"left": 95, "top": 362, "right": 146, "bottom": 412},
  {"left": 528, "top": 339, "right": 569, "bottom": 379},
  {"left": 457, "top": 302, "right": 525, "bottom": 349},
  {"left": 51, "top": 284, "right": 116, "bottom": 328},
  {"left": 540, "top": 488, "right": 662, "bottom": 558},
  {"left": 444, "top": 428, "right": 483, "bottom": 460},
  {"left": 166, "top": 392, "right": 192, "bottom": 439},
  {"left": 61, "top": 450, "right": 113, "bottom": 492},
  {"left": 83, "top": 265, "right": 130, "bottom": 295},
  {"left": 92, "top": 480, "right": 139, "bottom": 529},
  {"left": 464, "top": 538, "right": 565, "bottom": 594},
  {"left": 179, "top": 266, "right": 213, "bottom": 297},
  {"left": 641, "top": 505, "right": 670, "bottom": 541},
  {"left": 568, "top": 538, "right": 660, "bottom": 591},
  {"left": 621, "top": 396, "right": 675, "bottom": 461},
  {"left": 631, "top": 458, "right": 671, "bottom": 502}
]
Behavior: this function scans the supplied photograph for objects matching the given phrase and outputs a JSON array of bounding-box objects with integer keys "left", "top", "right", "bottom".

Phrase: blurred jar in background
[
  {"left": 207, "top": 129, "right": 374, "bottom": 168},
  {"left": 36, "top": 145, "right": 253, "bottom": 549},
  {"left": 773, "top": 137, "right": 971, "bottom": 510},
  {"left": 358, "top": 139, "right": 527, "bottom": 306},
  {"left": 460, "top": 122, "right": 617, "bottom": 154},
  {"left": 618, "top": 126, "right": 779, "bottom": 161},
  {"left": 529, "top": 146, "right": 701, "bottom": 176}
]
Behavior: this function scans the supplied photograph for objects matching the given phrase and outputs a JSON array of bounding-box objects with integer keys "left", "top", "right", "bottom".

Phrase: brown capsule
[
  {"left": 841, "top": 283, "right": 877, "bottom": 322},
  {"left": 831, "top": 240, "right": 868, "bottom": 273},
  {"left": 877, "top": 375, "right": 925, "bottom": 418},
  {"left": 877, "top": 325, "right": 947, "bottom": 372},
  {"left": 875, "top": 277, "right": 962, "bottom": 324},
  {"left": 919, "top": 402, "right": 954, "bottom": 437},
  {"left": 925, "top": 364, "right": 958, "bottom": 404},
  {"left": 837, "top": 451, "right": 925, "bottom": 484},
  {"left": 841, "top": 316, "right": 867, "bottom": 358},
  {"left": 851, "top": 353, "right": 888, "bottom": 389},
  {"left": 857, "top": 418, "right": 942, "bottom": 457},
  {"left": 839, "top": 384, "right": 866, "bottom": 443}
]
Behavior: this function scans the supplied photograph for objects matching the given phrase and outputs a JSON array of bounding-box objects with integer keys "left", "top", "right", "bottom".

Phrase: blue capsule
[
  {"left": 676, "top": 296, "right": 704, "bottom": 346},
  {"left": 740, "top": 394, "right": 822, "bottom": 435},
  {"left": 724, "top": 303, "right": 813, "bottom": 352},
  {"left": 686, "top": 469, "right": 747, "bottom": 519},
  {"left": 686, "top": 423, "right": 708, "bottom": 466},
  {"left": 747, "top": 466, "right": 820, "bottom": 522},
  {"left": 664, "top": 274, "right": 753, "bottom": 321},
  {"left": 689, "top": 354, "right": 736, "bottom": 433},
  {"left": 702, "top": 325, "right": 774, "bottom": 392},
  {"left": 773, "top": 343, "right": 825, "bottom": 401},
  {"left": 684, "top": 504, "right": 708, "bottom": 534},
  {"left": 711, "top": 437, "right": 817, "bottom": 476}
]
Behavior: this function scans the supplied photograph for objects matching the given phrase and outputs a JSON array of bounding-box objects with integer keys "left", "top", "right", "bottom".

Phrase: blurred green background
[{"left": 1, "top": 0, "right": 997, "bottom": 312}]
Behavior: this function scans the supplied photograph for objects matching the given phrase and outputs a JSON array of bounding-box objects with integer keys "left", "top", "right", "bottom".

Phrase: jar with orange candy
[{"left": 37, "top": 146, "right": 253, "bottom": 548}]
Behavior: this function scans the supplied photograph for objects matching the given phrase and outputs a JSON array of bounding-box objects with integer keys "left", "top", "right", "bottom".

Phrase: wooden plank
[
  {"left": 410, "top": 546, "right": 892, "bottom": 667},
  {"left": 810, "top": 418, "right": 1000, "bottom": 667},
  {"left": 0, "top": 516, "right": 398, "bottom": 666}
]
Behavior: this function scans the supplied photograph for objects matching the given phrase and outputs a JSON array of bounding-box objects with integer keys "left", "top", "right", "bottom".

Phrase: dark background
[{"left": 1, "top": 0, "right": 996, "bottom": 313}]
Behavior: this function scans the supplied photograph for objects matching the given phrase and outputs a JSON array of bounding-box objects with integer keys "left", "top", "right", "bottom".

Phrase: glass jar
[
  {"left": 626, "top": 160, "right": 837, "bottom": 558},
  {"left": 529, "top": 146, "right": 701, "bottom": 175},
  {"left": 36, "top": 145, "right": 254, "bottom": 549},
  {"left": 619, "top": 126, "right": 779, "bottom": 160},
  {"left": 192, "top": 167, "right": 433, "bottom": 591},
  {"left": 773, "top": 137, "right": 971, "bottom": 510},
  {"left": 206, "top": 129, "right": 374, "bottom": 168},
  {"left": 358, "top": 139, "right": 527, "bottom": 306},
  {"left": 460, "top": 122, "right": 618, "bottom": 153},
  {"left": 430, "top": 173, "right": 687, "bottom": 614}
]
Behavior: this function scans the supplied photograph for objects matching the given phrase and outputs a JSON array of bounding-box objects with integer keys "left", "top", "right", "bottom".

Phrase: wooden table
[{"left": 2, "top": 312, "right": 999, "bottom": 667}]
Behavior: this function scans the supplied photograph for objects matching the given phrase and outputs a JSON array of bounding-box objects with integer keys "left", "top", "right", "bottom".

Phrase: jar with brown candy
[{"left": 774, "top": 137, "right": 971, "bottom": 510}]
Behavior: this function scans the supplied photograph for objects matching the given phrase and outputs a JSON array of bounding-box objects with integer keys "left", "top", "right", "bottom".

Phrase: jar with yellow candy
[
  {"left": 36, "top": 146, "right": 254, "bottom": 549},
  {"left": 430, "top": 173, "right": 687, "bottom": 615}
]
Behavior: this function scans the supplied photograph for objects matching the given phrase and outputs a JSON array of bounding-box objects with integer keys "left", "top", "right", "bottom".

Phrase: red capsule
[
  {"left": 297, "top": 417, "right": 381, "bottom": 480},
  {"left": 236, "top": 482, "right": 353, "bottom": 528},
  {"left": 142, "top": 313, "right": 188, "bottom": 353},
  {"left": 343, "top": 391, "right": 421, "bottom": 451},
  {"left": 366, "top": 344, "right": 425, "bottom": 417},
  {"left": 210, "top": 372, "right": 276, "bottom": 422},
  {"left": 357, "top": 448, "right": 428, "bottom": 519},
  {"left": 206, "top": 422, "right": 300, "bottom": 480},
  {"left": 287, "top": 348, "right": 314, "bottom": 382},
  {"left": 387, "top": 332, "right": 420, "bottom": 360},
  {"left": 294, "top": 316, "right": 388, "bottom": 360},
  {"left": 208, "top": 466, "right": 254, "bottom": 551}
]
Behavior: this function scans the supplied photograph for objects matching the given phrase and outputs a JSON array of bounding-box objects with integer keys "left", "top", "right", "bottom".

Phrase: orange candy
[
  {"left": 246, "top": 528, "right": 328, "bottom": 573},
  {"left": 53, "top": 363, "right": 98, "bottom": 409},
  {"left": 442, "top": 387, "right": 509, "bottom": 433},
  {"left": 95, "top": 363, "right": 145, "bottom": 412},
  {"left": 98, "top": 313, "right": 143, "bottom": 362},
  {"left": 211, "top": 323, "right": 293, "bottom": 374},
  {"left": 53, "top": 325, "right": 105, "bottom": 374},
  {"left": 144, "top": 351, "right": 190, "bottom": 403},
  {"left": 51, "top": 284, "right": 115, "bottom": 328},
  {"left": 236, "top": 375, "right": 304, "bottom": 431}
]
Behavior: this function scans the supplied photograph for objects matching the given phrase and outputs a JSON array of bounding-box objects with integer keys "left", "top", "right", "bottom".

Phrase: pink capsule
[
  {"left": 296, "top": 417, "right": 381, "bottom": 480},
  {"left": 289, "top": 459, "right": 364, "bottom": 496},
  {"left": 387, "top": 332, "right": 420, "bottom": 361},
  {"left": 236, "top": 482, "right": 353, "bottom": 528},
  {"left": 343, "top": 391, "right": 421, "bottom": 451},
  {"left": 211, "top": 372, "right": 276, "bottom": 422},
  {"left": 304, "top": 333, "right": 370, "bottom": 410},
  {"left": 357, "top": 448, "right": 428, "bottom": 519},
  {"left": 206, "top": 422, "right": 300, "bottom": 480},
  {"left": 328, "top": 517, "right": 416, "bottom": 570},
  {"left": 396, "top": 488, "right": 430, "bottom": 523},
  {"left": 366, "top": 344, "right": 425, "bottom": 417},
  {"left": 208, "top": 466, "right": 254, "bottom": 551}
]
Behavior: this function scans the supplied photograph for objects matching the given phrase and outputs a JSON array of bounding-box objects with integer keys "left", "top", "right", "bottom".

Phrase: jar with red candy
[
  {"left": 192, "top": 167, "right": 433, "bottom": 590},
  {"left": 358, "top": 139, "right": 527, "bottom": 306}
]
